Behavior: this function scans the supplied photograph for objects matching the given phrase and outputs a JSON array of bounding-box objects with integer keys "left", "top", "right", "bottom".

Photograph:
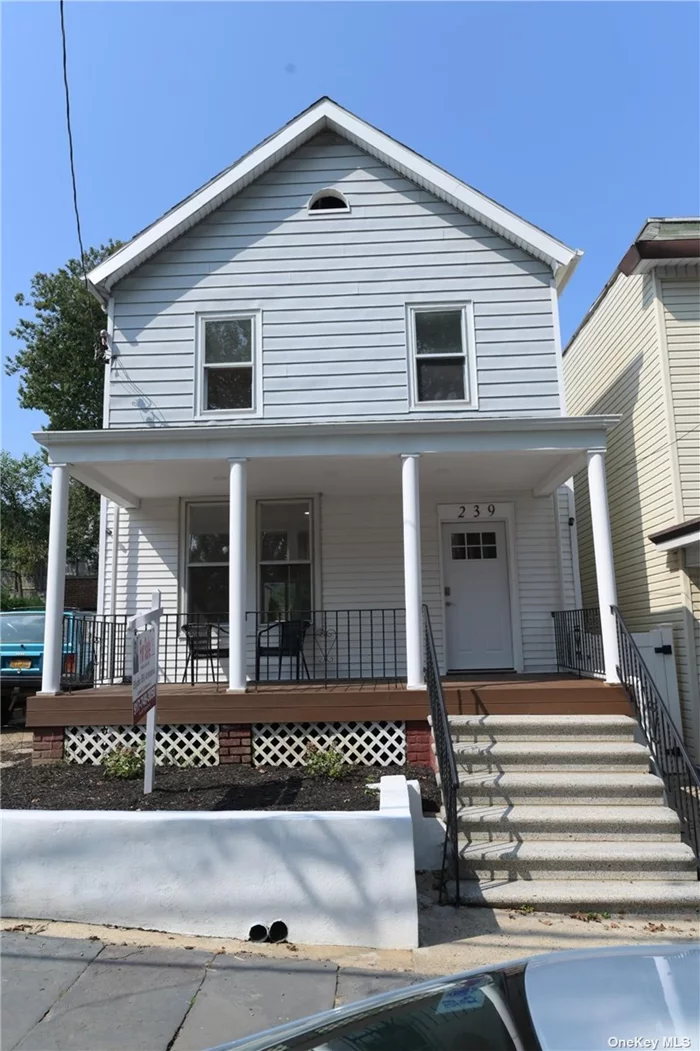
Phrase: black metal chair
[
  {"left": 181, "top": 622, "right": 224, "bottom": 685},
  {"left": 255, "top": 619, "right": 310, "bottom": 681}
]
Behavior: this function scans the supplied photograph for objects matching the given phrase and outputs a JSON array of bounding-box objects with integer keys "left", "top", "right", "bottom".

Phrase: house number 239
[{"left": 458, "top": 504, "right": 495, "bottom": 518}]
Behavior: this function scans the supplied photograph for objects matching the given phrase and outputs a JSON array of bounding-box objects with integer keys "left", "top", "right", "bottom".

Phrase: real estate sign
[{"left": 132, "top": 626, "right": 157, "bottom": 721}]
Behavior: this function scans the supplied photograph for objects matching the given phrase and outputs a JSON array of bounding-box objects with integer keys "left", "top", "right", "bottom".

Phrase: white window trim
[
  {"left": 307, "top": 188, "right": 351, "bottom": 214},
  {"left": 406, "top": 302, "right": 478, "bottom": 412},
  {"left": 194, "top": 310, "right": 263, "bottom": 420}
]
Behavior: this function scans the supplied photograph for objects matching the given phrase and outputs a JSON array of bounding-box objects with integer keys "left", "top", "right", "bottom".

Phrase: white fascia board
[
  {"left": 87, "top": 99, "right": 580, "bottom": 300},
  {"left": 652, "top": 529, "right": 700, "bottom": 553},
  {"left": 34, "top": 416, "right": 619, "bottom": 468}
]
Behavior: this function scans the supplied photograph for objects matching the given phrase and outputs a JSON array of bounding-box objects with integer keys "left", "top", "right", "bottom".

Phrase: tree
[
  {"left": 5, "top": 242, "right": 122, "bottom": 575},
  {"left": 0, "top": 452, "right": 50, "bottom": 592},
  {"left": 7, "top": 242, "right": 121, "bottom": 430}
]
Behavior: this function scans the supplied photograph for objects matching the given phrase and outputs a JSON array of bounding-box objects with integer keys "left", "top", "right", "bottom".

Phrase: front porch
[{"left": 34, "top": 414, "right": 623, "bottom": 703}]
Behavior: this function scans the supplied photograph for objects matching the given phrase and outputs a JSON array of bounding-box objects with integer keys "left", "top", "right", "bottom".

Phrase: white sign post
[{"left": 129, "top": 590, "right": 162, "bottom": 795}]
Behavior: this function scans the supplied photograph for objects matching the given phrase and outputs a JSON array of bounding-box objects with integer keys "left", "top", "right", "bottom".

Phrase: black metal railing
[
  {"left": 551, "top": 607, "right": 605, "bottom": 678},
  {"left": 66, "top": 608, "right": 406, "bottom": 687},
  {"left": 613, "top": 607, "right": 700, "bottom": 867},
  {"left": 423, "top": 604, "right": 460, "bottom": 905}
]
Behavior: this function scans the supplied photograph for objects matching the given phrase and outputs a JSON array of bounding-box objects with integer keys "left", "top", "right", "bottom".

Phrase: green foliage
[
  {"left": 102, "top": 744, "right": 145, "bottom": 780},
  {"left": 305, "top": 743, "right": 348, "bottom": 780},
  {"left": 0, "top": 590, "right": 45, "bottom": 611},
  {"left": 0, "top": 451, "right": 100, "bottom": 579},
  {"left": 304, "top": 744, "right": 348, "bottom": 777},
  {"left": 3, "top": 242, "right": 122, "bottom": 578},
  {"left": 7, "top": 243, "right": 122, "bottom": 431},
  {"left": 0, "top": 451, "right": 50, "bottom": 580}
]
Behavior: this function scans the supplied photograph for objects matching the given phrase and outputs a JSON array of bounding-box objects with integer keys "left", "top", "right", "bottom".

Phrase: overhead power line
[{"left": 59, "top": 0, "right": 88, "bottom": 288}]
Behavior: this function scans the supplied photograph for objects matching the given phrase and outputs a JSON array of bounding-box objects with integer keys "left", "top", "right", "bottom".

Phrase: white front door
[{"left": 442, "top": 521, "right": 513, "bottom": 670}]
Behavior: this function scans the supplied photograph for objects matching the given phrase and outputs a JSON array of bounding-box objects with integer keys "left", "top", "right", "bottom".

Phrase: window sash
[
  {"left": 198, "top": 314, "right": 257, "bottom": 414},
  {"left": 257, "top": 500, "right": 314, "bottom": 617},
  {"left": 410, "top": 306, "right": 470, "bottom": 405}
]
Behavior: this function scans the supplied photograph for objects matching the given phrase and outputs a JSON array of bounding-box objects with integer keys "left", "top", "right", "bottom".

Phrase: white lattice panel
[
  {"left": 251, "top": 721, "right": 406, "bottom": 768},
  {"left": 65, "top": 725, "right": 219, "bottom": 767}
]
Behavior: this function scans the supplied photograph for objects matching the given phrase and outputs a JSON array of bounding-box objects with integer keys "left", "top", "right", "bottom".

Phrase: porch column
[
  {"left": 401, "top": 454, "right": 425, "bottom": 690},
  {"left": 227, "top": 458, "right": 247, "bottom": 693},
  {"left": 40, "top": 464, "right": 70, "bottom": 695},
  {"left": 587, "top": 450, "right": 620, "bottom": 683}
]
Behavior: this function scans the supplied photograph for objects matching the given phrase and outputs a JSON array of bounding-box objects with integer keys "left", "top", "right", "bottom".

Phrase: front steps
[{"left": 439, "top": 714, "right": 700, "bottom": 915}]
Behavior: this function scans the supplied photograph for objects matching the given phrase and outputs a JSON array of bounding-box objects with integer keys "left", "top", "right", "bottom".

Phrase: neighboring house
[{"left": 565, "top": 218, "right": 700, "bottom": 760}]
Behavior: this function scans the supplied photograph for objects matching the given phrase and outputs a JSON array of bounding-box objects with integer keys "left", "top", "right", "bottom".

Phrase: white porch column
[
  {"left": 227, "top": 458, "right": 247, "bottom": 693},
  {"left": 587, "top": 450, "right": 620, "bottom": 684},
  {"left": 401, "top": 454, "right": 425, "bottom": 690},
  {"left": 40, "top": 464, "right": 70, "bottom": 695}
]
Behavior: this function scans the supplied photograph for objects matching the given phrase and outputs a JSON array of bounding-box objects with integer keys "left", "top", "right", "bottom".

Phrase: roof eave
[{"left": 87, "top": 98, "right": 579, "bottom": 299}]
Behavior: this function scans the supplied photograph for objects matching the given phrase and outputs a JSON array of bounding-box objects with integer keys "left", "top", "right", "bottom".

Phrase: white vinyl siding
[
  {"left": 565, "top": 270, "right": 697, "bottom": 756},
  {"left": 109, "top": 133, "right": 559, "bottom": 426},
  {"left": 105, "top": 490, "right": 561, "bottom": 677}
]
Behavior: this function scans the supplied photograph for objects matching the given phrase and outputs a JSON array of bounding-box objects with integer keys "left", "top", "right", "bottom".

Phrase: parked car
[
  {"left": 209, "top": 944, "right": 699, "bottom": 1051},
  {"left": 0, "top": 609, "right": 94, "bottom": 722}
]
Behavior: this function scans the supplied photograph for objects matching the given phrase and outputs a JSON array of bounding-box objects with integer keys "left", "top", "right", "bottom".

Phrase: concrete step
[
  {"left": 451, "top": 804, "right": 681, "bottom": 841},
  {"left": 453, "top": 839, "right": 696, "bottom": 881},
  {"left": 456, "top": 771, "right": 665, "bottom": 805},
  {"left": 446, "top": 879, "right": 700, "bottom": 916},
  {"left": 451, "top": 740, "right": 650, "bottom": 773},
  {"left": 448, "top": 714, "right": 637, "bottom": 743}
]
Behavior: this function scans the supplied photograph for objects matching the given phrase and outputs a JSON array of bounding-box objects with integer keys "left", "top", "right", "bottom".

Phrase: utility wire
[{"left": 59, "top": 0, "right": 88, "bottom": 288}]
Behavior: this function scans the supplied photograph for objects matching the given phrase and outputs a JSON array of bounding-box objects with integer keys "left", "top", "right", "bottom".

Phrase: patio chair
[
  {"left": 181, "top": 622, "right": 223, "bottom": 685},
  {"left": 255, "top": 619, "right": 311, "bottom": 681}
]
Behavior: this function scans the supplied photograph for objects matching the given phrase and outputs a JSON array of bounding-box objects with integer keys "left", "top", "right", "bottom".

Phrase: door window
[{"left": 450, "top": 531, "right": 498, "bottom": 560}]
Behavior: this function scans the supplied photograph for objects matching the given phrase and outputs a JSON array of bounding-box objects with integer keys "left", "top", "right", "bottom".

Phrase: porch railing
[
  {"left": 423, "top": 604, "right": 460, "bottom": 905},
  {"left": 62, "top": 608, "right": 406, "bottom": 687},
  {"left": 551, "top": 607, "right": 605, "bottom": 679},
  {"left": 613, "top": 607, "right": 700, "bottom": 867}
]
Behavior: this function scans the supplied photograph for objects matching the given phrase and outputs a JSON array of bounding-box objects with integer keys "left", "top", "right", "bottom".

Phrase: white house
[
  {"left": 27, "top": 99, "right": 700, "bottom": 914},
  {"left": 33, "top": 98, "right": 624, "bottom": 697}
]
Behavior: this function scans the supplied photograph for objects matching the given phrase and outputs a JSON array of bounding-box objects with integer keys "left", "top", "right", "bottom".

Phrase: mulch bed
[{"left": 1, "top": 762, "right": 440, "bottom": 813}]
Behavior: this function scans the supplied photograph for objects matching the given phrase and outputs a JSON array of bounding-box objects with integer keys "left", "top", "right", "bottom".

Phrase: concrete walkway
[{"left": 1, "top": 932, "right": 424, "bottom": 1051}]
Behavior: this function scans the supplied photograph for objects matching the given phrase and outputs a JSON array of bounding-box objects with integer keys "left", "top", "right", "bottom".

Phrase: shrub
[
  {"left": 305, "top": 743, "right": 347, "bottom": 780},
  {"left": 102, "top": 744, "right": 145, "bottom": 780}
]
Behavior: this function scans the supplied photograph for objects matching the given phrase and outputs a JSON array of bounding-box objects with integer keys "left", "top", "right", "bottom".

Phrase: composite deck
[{"left": 27, "top": 675, "right": 632, "bottom": 727}]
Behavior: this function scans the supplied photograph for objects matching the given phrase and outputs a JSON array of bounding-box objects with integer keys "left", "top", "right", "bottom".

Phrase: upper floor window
[
  {"left": 407, "top": 304, "right": 477, "bottom": 409},
  {"left": 308, "top": 188, "right": 349, "bottom": 213},
  {"left": 196, "top": 312, "right": 261, "bottom": 417}
]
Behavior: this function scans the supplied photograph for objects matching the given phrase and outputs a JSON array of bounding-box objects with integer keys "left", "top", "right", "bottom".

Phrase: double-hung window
[
  {"left": 197, "top": 313, "right": 259, "bottom": 416},
  {"left": 258, "top": 500, "right": 313, "bottom": 621},
  {"left": 408, "top": 305, "right": 476, "bottom": 407}
]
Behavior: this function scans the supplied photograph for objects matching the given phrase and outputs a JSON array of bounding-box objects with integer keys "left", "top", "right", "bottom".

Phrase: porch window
[
  {"left": 258, "top": 500, "right": 313, "bottom": 621},
  {"left": 197, "top": 314, "right": 259, "bottom": 415},
  {"left": 408, "top": 305, "right": 473, "bottom": 406},
  {"left": 187, "top": 503, "right": 228, "bottom": 616}
]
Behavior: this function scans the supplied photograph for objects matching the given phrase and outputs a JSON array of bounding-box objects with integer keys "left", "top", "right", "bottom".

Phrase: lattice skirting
[
  {"left": 251, "top": 721, "right": 406, "bottom": 768},
  {"left": 64, "top": 725, "right": 219, "bottom": 767}
]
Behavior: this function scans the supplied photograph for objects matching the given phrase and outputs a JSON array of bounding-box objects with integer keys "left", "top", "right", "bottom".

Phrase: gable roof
[{"left": 88, "top": 97, "right": 581, "bottom": 303}]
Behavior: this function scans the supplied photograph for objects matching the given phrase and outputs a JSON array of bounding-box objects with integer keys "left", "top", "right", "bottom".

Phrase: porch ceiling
[
  {"left": 35, "top": 416, "right": 618, "bottom": 507},
  {"left": 67, "top": 449, "right": 585, "bottom": 504}
]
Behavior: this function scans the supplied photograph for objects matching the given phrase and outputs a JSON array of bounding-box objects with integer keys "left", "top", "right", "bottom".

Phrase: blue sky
[{"left": 2, "top": 1, "right": 699, "bottom": 456}]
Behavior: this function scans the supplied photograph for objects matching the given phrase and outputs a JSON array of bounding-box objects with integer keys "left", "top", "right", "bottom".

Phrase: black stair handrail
[
  {"left": 613, "top": 606, "right": 700, "bottom": 867},
  {"left": 423, "top": 604, "right": 460, "bottom": 905}
]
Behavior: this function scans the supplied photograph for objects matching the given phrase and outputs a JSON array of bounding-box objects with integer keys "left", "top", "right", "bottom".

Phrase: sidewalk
[{"left": 2, "top": 899, "right": 698, "bottom": 1051}]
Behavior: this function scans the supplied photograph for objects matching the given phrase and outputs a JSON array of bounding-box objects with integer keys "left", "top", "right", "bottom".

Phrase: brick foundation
[
  {"left": 405, "top": 720, "right": 435, "bottom": 769},
  {"left": 32, "top": 728, "right": 64, "bottom": 765},
  {"left": 219, "top": 723, "right": 252, "bottom": 765}
]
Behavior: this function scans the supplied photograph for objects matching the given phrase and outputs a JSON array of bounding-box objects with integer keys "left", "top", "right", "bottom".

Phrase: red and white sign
[{"left": 132, "top": 626, "right": 157, "bottom": 721}]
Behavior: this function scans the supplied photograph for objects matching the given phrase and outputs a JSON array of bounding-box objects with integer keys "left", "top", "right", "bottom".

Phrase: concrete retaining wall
[{"left": 0, "top": 776, "right": 418, "bottom": 950}]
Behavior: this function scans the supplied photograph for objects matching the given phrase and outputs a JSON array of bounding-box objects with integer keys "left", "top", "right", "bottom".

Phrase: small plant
[
  {"left": 518, "top": 904, "right": 536, "bottom": 915},
  {"left": 102, "top": 744, "right": 145, "bottom": 780},
  {"left": 305, "top": 743, "right": 347, "bottom": 780}
]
